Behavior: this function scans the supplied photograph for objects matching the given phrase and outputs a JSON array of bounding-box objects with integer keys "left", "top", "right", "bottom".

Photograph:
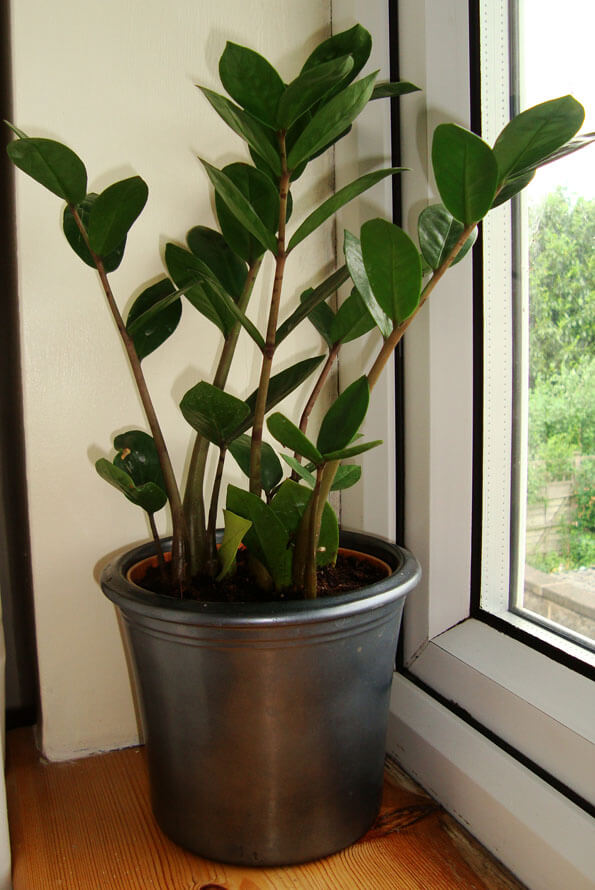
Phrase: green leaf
[
  {"left": 432, "top": 124, "right": 499, "bottom": 225},
  {"left": 343, "top": 231, "right": 393, "bottom": 337},
  {"left": 302, "top": 24, "right": 372, "bottom": 86},
  {"left": 287, "top": 167, "right": 405, "bottom": 251},
  {"left": 186, "top": 226, "right": 247, "bottom": 300},
  {"left": 371, "top": 81, "right": 420, "bottom": 100},
  {"left": 493, "top": 95, "right": 585, "bottom": 183},
  {"left": 287, "top": 70, "right": 378, "bottom": 171},
  {"left": 126, "top": 278, "right": 182, "bottom": 361},
  {"left": 199, "top": 87, "right": 281, "bottom": 175},
  {"left": 330, "top": 288, "right": 376, "bottom": 344},
  {"left": 216, "top": 509, "right": 252, "bottom": 581},
  {"left": 276, "top": 265, "right": 350, "bottom": 344},
  {"left": 63, "top": 195, "right": 126, "bottom": 272},
  {"left": 360, "top": 219, "right": 422, "bottom": 324},
  {"left": 301, "top": 288, "right": 335, "bottom": 347},
  {"left": 277, "top": 56, "right": 355, "bottom": 129},
  {"left": 112, "top": 429, "right": 166, "bottom": 489},
  {"left": 219, "top": 42, "right": 285, "bottom": 129},
  {"left": 228, "top": 433, "right": 282, "bottom": 495},
  {"left": 491, "top": 170, "right": 536, "bottom": 208},
  {"left": 215, "top": 163, "right": 279, "bottom": 264},
  {"left": 322, "top": 439, "right": 382, "bottom": 461},
  {"left": 239, "top": 356, "right": 326, "bottom": 435},
  {"left": 270, "top": 480, "right": 339, "bottom": 567},
  {"left": 267, "top": 413, "right": 323, "bottom": 465},
  {"left": 88, "top": 176, "right": 148, "bottom": 256},
  {"left": 226, "top": 484, "right": 292, "bottom": 589},
  {"left": 165, "top": 243, "right": 235, "bottom": 336},
  {"left": 418, "top": 204, "right": 478, "bottom": 271},
  {"left": 201, "top": 159, "right": 278, "bottom": 255},
  {"left": 330, "top": 464, "right": 361, "bottom": 491},
  {"left": 95, "top": 458, "right": 166, "bottom": 514},
  {"left": 180, "top": 382, "right": 250, "bottom": 447},
  {"left": 317, "top": 376, "right": 369, "bottom": 455},
  {"left": 281, "top": 454, "right": 316, "bottom": 487},
  {"left": 7, "top": 136, "right": 87, "bottom": 203}
]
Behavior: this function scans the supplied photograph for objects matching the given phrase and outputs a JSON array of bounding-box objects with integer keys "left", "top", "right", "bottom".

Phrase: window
[{"left": 380, "top": 2, "right": 595, "bottom": 888}]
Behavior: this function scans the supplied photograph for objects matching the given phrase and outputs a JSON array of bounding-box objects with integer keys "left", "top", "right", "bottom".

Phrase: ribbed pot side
[{"left": 101, "top": 530, "right": 420, "bottom": 867}]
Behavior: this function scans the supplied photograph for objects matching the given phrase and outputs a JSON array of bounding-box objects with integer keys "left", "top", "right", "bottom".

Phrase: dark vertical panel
[{"left": 0, "top": 3, "right": 39, "bottom": 728}]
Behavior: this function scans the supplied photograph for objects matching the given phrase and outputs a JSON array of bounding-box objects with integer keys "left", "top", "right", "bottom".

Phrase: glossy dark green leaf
[
  {"left": 165, "top": 243, "right": 235, "bottom": 335},
  {"left": 7, "top": 136, "right": 87, "bottom": 203},
  {"left": 418, "top": 204, "right": 478, "bottom": 271},
  {"left": 240, "top": 356, "right": 326, "bottom": 434},
  {"left": 215, "top": 163, "right": 279, "bottom": 264},
  {"left": 529, "top": 130, "right": 595, "bottom": 171},
  {"left": 201, "top": 159, "right": 278, "bottom": 255},
  {"left": 432, "top": 124, "right": 498, "bottom": 225},
  {"left": 343, "top": 231, "right": 393, "bottom": 338},
  {"left": 277, "top": 56, "right": 354, "bottom": 129},
  {"left": 493, "top": 95, "right": 585, "bottom": 183},
  {"left": 270, "top": 480, "right": 338, "bottom": 567},
  {"left": 217, "top": 509, "right": 252, "bottom": 581},
  {"left": 180, "top": 381, "right": 250, "bottom": 447},
  {"left": 360, "top": 219, "right": 422, "bottom": 324},
  {"left": 88, "top": 176, "right": 148, "bottom": 256},
  {"left": 317, "top": 376, "right": 369, "bottom": 455},
  {"left": 186, "top": 226, "right": 247, "bottom": 300},
  {"left": 126, "top": 278, "right": 182, "bottom": 361},
  {"left": 371, "top": 81, "right": 420, "bottom": 100},
  {"left": 287, "top": 70, "right": 378, "bottom": 171},
  {"left": 302, "top": 24, "right": 372, "bottom": 86},
  {"left": 276, "top": 265, "right": 350, "bottom": 344},
  {"left": 199, "top": 87, "right": 281, "bottom": 175},
  {"left": 63, "top": 195, "right": 126, "bottom": 272},
  {"left": 267, "top": 413, "right": 323, "bottom": 465},
  {"left": 226, "top": 484, "right": 291, "bottom": 589},
  {"left": 491, "top": 170, "right": 536, "bottom": 208},
  {"left": 287, "top": 167, "right": 404, "bottom": 251},
  {"left": 95, "top": 458, "right": 166, "bottom": 514},
  {"left": 219, "top": 42, "right": 285, "bottom": 129},
  {"left": 228, "top": 433, "right": 282, "bottom": 495},
  {"left": 113, "top": 429, "right": 166, "bottom": 489},
  {"left": 300, "top": 288, "right": 335, "bottom": 347},
  {"left": 330, "top": 288, "right": 375, "bottom": 344},
  {"left": 281, "top": 454, "right": 316, "bottom": 487},
  {"left": 323, "top": 438, "right": 382, "bottom": 461},
  {"left": 330, "top": 464, "right": 361, "bottom": 491}
]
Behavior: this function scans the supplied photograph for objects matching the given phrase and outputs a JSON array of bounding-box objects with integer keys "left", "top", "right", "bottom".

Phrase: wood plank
[{"left": 6, "top": 728, "right": 525, "bottom": 889}]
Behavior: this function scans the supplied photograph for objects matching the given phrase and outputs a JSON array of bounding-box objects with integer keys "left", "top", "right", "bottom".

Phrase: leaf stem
[
  {"left": 70, "top": 206, "right": 188, "bottom": 591},
  {"left": 206, "top": 447, "right": 227, "bottom": 555},
  {"left": 367, "top": 222, "right": 476, "bottom": 390},
  {"left": 148, "top": 512, "right": 168, "bottom": 586},
  {"left": 249, "top": 133, "right": 290, "bottom": 496}
]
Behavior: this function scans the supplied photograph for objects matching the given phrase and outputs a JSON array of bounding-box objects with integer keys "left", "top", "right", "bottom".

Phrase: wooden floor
[{"left": 6, "top": 727, "right": 525, "bottom": 890}]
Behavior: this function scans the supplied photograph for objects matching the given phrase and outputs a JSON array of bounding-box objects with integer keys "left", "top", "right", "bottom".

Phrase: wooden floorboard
[{"left": 6, "top": 727, "right": 525, "bottom": 889}]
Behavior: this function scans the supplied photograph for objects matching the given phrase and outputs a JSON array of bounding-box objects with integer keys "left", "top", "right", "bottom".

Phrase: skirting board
[{"left": 387, "top": 674, "right": 595, "bottom": 890}]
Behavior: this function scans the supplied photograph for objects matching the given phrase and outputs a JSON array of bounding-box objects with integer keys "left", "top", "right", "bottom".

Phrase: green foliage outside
[{"left": 527, "top": 188, "right": 595, "bottom": 571}]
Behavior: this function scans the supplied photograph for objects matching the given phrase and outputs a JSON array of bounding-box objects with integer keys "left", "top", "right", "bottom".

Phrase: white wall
[{"left": 9, "top": 0, "right": 336, "bottom": 759}]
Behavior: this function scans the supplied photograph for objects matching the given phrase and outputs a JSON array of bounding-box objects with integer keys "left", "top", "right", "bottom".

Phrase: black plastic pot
[{"left": 101, "top": 530, "right": 420, "bottom": 866}]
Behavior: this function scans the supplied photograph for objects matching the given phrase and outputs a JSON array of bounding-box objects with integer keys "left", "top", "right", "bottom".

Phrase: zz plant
[{"left": 6, "top": 24, "right": 593, "bottom": 599}]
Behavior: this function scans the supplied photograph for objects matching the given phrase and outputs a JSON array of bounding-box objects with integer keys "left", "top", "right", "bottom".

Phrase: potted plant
[{"left": 6, "top": 22, "right": 592, "bottom": 866}]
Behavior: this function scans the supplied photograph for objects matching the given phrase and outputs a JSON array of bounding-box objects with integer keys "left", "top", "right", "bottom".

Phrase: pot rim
[{"left": 101, "top": 529, "right": 421, "bottom": 627}]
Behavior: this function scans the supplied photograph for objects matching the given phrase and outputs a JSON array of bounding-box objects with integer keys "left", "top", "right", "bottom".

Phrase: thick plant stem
[
  {"left": 367, "top": 223, "right": 477, "bottom": 391},
  {"left": 184, "top": 257, "right": 262, "bottom": 576},
  {"left": 249, "top": 134, "right": 290, "bottom": 497},
  {"left": 302, "top": 460, "right": 340, "bottom": 599},
  {"left": 206, "top": 447, "right": 227, "bottom": 552},
  {"left": 71, "top": 207, "right": 188, "bottom": 591},
  {"left": 299, "top": 342, "right": 340, "bottom": 436},
  {"left": 148, "top": 512, "right": 168, "bottom": 586}
]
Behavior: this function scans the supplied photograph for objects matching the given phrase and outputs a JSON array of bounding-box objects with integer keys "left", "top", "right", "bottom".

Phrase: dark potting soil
[{"left": 140, "top": 549, "right": 388, "bottom": 603}]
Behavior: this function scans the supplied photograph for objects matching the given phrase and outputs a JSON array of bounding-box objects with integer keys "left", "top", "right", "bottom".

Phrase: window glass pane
[{"left": 510, "top": 0, "right": 594, "bottom": 647}]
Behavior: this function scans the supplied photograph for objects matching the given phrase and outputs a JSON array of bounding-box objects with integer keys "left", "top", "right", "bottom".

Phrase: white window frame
[{"left": 338, "top": 1, "right": 595, "bottom": 888}]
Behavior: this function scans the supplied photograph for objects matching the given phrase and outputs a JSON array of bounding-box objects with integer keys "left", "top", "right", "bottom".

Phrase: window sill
[{"left": 6, "top": 727, "right": 523, "bottom": 889}]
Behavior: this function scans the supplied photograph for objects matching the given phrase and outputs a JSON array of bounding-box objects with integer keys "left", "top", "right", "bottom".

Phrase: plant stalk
[
  {"left": 367, "top": 223, "right": 477, "bottom": 391},
  {"left": 249, "top": 133, "right": 290, "bottom": 496},
  {"left": 206, "top": 447, "right": 227, "bottom": 552},
  {"left": 148, "top": 512, "right": 168, "bottom": 586},
  {"left": 302, "top": 460, "right": 340, "bottom": 599},
  {"left": 184, "top": 257, "right": 263, "bottom": 576},
  {"left": 71, "top": 207, "right": 188, "bottom": 590}
]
